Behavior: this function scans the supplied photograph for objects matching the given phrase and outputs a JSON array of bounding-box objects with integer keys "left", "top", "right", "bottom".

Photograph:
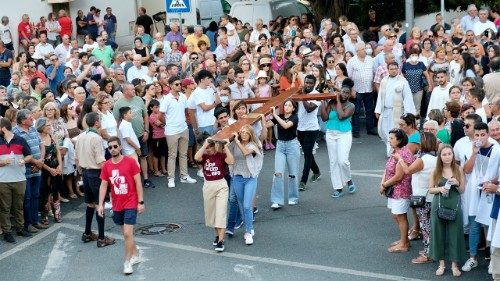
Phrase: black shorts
[
  {"left": 82, "top": 169, "right": 101, "bottom": 204},
  {"left": 138, "top": 137, "right": 149, "bottom": 158},
  {"left": 112, "top": 209, "right": 137, "bottom": 225},
  {"left": 150, "top": 137, "right": 167, "bottom": 158}
]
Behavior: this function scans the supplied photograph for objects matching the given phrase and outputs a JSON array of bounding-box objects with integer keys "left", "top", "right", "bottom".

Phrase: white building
[{"left": 5, "top": 0, "right": 142, "bottom": 52}]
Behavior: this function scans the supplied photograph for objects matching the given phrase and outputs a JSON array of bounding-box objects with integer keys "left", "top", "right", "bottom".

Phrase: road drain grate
[{"left": 135, "top": 223, "right": 182, "bottom": 235}]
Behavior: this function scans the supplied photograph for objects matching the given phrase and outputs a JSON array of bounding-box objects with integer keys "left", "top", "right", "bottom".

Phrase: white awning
[{"left": 47, "top": 0, "right": 74, "bottom": 4}]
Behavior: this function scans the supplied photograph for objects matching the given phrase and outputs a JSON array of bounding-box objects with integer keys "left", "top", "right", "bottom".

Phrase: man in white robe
[{"left": 375, "top": 62, "right": 416, "bottom": 157}]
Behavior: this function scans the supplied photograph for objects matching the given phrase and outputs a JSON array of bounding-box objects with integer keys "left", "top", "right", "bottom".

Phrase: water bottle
[{"left": 443, "top": 180, "right": 451, "bottom": 197}]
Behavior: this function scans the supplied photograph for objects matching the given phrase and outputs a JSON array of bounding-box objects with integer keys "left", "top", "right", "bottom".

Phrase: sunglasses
[
  {"left": 172, "top": 83, "right": 181, "bottom": 86},
  {"left": 327, "top": 60, "right": 334, "bottom": 63},
  {"left": 190, "top": 57, "right": 198, "bottom": 60},
  {"left": 108, "top": 144, "right": 119, "bottom": 150},
  {"left": 23, "top": 65, "right": 29, "bottom": 68},
  {"left": 261, "top": 63, "right": 271, "bottom": 67}
]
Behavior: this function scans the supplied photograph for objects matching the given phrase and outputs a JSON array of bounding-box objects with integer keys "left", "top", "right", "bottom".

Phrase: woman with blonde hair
[
  {"left": 428, "top": 145, "right": 466, "bottom": 277},
  {"left": 405, "top": 26, "right": 422, "bottom": 54},
  {"left": 226, "top": 124, "right": 263, "bottom": 245}
]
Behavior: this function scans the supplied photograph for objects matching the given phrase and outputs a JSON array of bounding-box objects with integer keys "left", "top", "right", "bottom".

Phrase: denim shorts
[{"left": 112, "top": 209, "right": 138, "bottom": 225}]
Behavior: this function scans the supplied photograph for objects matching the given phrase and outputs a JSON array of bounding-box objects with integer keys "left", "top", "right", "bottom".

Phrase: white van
[
  {"left": 166, "top": 0, "right": 225, "bottom": 27},
  {"left": 229, "top": 0, "right": 314, "bottom": 26}
]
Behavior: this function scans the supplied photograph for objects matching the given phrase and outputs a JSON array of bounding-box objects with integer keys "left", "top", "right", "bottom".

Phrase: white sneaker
[
  {"left": 288, "top": 200, "right": 297, "bottom": 205},
  {"left": 123, "top": 260, "right": 133, "bottom": 275},
  {"left": 130, "top": 254, "right": 143, "bottom": 265},
  {"left": 168, "top": 178, "right": 175, "bottom": 188},
  {"left": 104, "top": 202, "right": 112, "bottom": 210},
  {"left": 244, "top": 232, "right": 253, "bottom": 245},
  {"left": 461, "top": 257, "right": 478, "bottom": 272},
  {"left": 489, "top": 261, "right": 493, "bottom": 274},
  {"left": 271, "top": 203, "right": 280, "bottom": 209},
  {"left": 180, "top": 175, "right": 197, "bottom": 184},
  {"left": 197, "top": 169, "right": 204, "bottom": 178}
]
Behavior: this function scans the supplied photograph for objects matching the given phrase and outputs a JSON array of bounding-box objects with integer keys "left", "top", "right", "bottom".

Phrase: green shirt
[
  {"left": 437, "top": 128, "right": 451, "bottom": 144},
  {"left": 91, "top": 45, "right": 114, "bottom": 67},
  {"left": 113, "top": 96, "right": 147, "bottom": 137}
]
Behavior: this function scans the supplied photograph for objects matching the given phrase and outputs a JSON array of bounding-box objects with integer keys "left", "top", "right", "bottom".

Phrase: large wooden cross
[{"left": 211, "top": 87, "right": 336, "bottom": 142}]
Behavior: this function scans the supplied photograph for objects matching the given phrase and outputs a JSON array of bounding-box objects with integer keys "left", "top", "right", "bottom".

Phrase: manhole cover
[{"left": 135, "top": 223, "right": 182, "bottom": 235}]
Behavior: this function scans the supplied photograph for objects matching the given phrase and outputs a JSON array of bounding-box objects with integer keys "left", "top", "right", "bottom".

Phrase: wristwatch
[{"left": 139, "top": 201, "right": 144, "bottom": 205}]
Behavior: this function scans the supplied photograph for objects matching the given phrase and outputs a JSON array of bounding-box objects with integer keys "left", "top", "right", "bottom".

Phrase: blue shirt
[
  {"left": 325, "top": 107, "right": 353, "bottom": 132},
  {"left": 12, "top": 125, "right": 42, "bottom": 178},
  {"left": 402, "top": 62, "right": 426, "bottom": 93},
  {"left": 103, "top": 14, "right": 117, "bottom": 33},
  {"left": 409, "top": 131, "right": 420, "bottom": 144},
  {"left": 46, "top": 65, "right": 65, "bottom": 93}
]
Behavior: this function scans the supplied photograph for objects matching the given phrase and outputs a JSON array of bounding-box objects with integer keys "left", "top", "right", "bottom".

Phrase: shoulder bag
[{"left": 437, "top": 193, "right": 459, "bottom": 221}]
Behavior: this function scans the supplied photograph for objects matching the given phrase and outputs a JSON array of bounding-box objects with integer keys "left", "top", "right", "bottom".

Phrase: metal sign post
[{"left": 165, "top": 0, "right": 192, "bottom": 29}]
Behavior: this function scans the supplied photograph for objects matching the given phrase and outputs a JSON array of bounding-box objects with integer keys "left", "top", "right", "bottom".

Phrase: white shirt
[
  {"left": 82, "top": 42, "right": 98, "bottom": 53},
  {"left": 412, "top": 154, "right": 437, "bottom": 202},
  {"left": 188, "top": 86, "right": 216, "bottom": 128},
  {"left": 119, "top": 119, "right": 140, "bottom": 156},
  {"left": 54, "top": 43, "right": 70, "bottom": 63},
  {"left": 426, "top": 82, "right": 452, "bottom": 117},
  {"left": 33, "top": 42, "right": 54, "bottom": 60},
  {"left": 473, "top": 20, "right": 496, "bottom": 36},
  {"left": 454, "top": 136, "right": 473, "bottom": 167},
  {"left": 159, "top": 92, "right": 188, "bottom": 135},
  {"left": 297, "top": 90, "right": 321, "bottom": 131},
  {"left": 0, "top": 24, "right": 12, "bottom": 44},
  {"left": 62, "top": 137, "right": 75, "bottom": 175},
  {"left": 347, "top": 55, "right": 374, "bottom": 93},
  {"left": 461, "top": 15, "right": 479, "bottom": 32},
  {"left": 476, "top": 107, "right": 488, "bottom": 123},
  {"left": 100, "top": 110, "right": 118, "bottom": 148},
  {"left": 225, "top": 22, "right": 240, "bottom": 46},
  {"left": 249, "top": 28, "right": 271, "bottom": 45},
  {"left": 126, "top": 65, "right": 148, "bottom": 82}
]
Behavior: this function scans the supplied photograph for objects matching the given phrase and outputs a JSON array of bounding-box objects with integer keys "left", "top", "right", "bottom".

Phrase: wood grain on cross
[{"left": 211, "top": 87, "right": 336, "bottom": 142}]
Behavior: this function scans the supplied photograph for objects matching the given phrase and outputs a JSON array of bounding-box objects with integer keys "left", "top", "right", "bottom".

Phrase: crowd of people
[{"left": 0, "top": 2, "right": 499, "bottom": 278}]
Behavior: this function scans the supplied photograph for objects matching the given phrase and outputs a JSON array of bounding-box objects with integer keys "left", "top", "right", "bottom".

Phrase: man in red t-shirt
[
  {"left": 58, "top": 10, "right": 73, "bottom": 39},
  {"left": 17, "top": 14, "right": 32, "bottom": 52},
  {"left": 98, "top": 136, "right": 144, "bottom": 275}
]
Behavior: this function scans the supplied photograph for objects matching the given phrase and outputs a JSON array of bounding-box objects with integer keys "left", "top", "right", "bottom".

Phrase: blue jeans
[
  {"left": 271, "top": 139, "right": 300, "bottom": 204},
  {"left": 24, "top": 175, "right": 41, "bottom": 227},
  {"left": 225, "top": 174, "right": 242, "bottom": 230},
  {"left": 352, "top": 92, "right": 375, "bottom": 133},
  {"left": 228, "top": 175, "right": 257, "bottom": 233},
  {"left": 199, "top": 125, "right": 215, "bottom": 136},
  {"left": 468, "top": 215, "right": 481, "bottom": 256}
]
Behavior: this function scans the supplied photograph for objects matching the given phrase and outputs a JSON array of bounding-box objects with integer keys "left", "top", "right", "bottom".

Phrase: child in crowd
[
  {"left": 147, "top": 99, "right": 167, "bottom": 176},
  {"left": 118, "top": 106, "right": 141, "bottom": 165}
]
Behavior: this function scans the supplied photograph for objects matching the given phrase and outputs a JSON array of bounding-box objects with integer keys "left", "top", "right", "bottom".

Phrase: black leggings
[{"left": 297, "top": 130, "right": 320, "bottom": 184}]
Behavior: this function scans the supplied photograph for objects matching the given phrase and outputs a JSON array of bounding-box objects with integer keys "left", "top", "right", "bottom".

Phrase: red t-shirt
[
  {"left": 18, "top": 22, "right": 32, "bottom": 40},
  {"left": 58, "top": 17, "right": 73, "bottom": 38},
  {"left": 100, "top": 156, "right": 141, "bottom": 211},
  {"left": 202, "top": 152, "right": 227, "bottom": 181}
]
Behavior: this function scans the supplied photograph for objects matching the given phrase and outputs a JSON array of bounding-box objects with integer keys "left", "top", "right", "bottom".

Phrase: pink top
[
  {"left": 384, "top": 146, "right": 414, "bottom": 199},
  {"left": 148, "top": 112, "right": 165, "bottom": 139},
  {"left": 256, "top": 84, "right": 271, "bottom": 98},
  {"left": 495, "top": 18, "right": 500, "bottom": 27}
]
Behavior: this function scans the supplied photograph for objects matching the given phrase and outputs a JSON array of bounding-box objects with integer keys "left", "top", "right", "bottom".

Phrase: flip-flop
[
  {"left": 436, "top": 266, "right": 445, "bottom": 276},
  {"left": 388, "top": 245, "right": 409, "bottom": 253},
  {"left": 411, "top": 255, "right": 432, "bottom": 264},
  {"left": 390, "top": 240, "right": 401, "bottom": 247},
  {"left": 451, "top": 266, "right": 461, "bottom": 277}
]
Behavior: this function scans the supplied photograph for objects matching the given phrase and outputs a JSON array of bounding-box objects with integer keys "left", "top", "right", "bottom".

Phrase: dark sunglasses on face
[
  {"left": 108, "top": 144, "right": 119, "bottom": 150},
  {"left": 191, "top": 57, "right": 198, "bottom": 60},
  {"left": 261, "top": 63, "right": 271, "bottom": 67},
  {"left": 172, "top": 83, "right": 181, "bottom": 86}
]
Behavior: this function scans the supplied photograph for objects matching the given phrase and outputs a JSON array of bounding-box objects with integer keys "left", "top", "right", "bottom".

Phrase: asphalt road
[{"left": 0, "top": 132, "right": 491, "bottom": 281}]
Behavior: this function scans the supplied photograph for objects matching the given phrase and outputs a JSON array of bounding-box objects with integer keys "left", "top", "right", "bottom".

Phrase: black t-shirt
[
  {"left": 364, "top": 17, "right": 380, "bottom": 42},
  {"left": 136, "top": 15, "right": 154, "bottom": 35},
  {"left": 272, "top": 113, "right": 298, "bottom": 141}
]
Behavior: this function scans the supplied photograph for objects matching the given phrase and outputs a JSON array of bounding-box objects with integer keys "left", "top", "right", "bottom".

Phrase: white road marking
[
  {"left": 351, "top": 169, "right": 385, "bottom": 173},
  {"left": 234, "top": 264, "right": 263, "bottom": 281},
  {"left": 351, "top": 172, "right": 383, "bottom": 178},
  {"left": 61, "top": 223, "right": 427, "bottom": 281},
  {"left": 0, "top": 223, "right": 62, "bottom": 262},
  {"left": 41, "top": 232, "right": 74, "bottom": 280}
]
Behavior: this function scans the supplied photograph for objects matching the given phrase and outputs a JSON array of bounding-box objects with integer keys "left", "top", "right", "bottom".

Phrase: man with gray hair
[
  {"left": 460, "top": 4, "right": 479, "bottom": 32},
  {"left": 166, "top": 22, "right": 183, "bottom": 44},
  {"left": 13, "top": 109, "right": 47, "bottom": 234},
  {"left": 249, "top": 19, "right": 270, "bottom": 46},
  {"left": 489, "top": 120, "right": 500, "bottom": 143},
  {"left": 75, "top": 112, "right": 116, "bottom": 247},
  {"left": 473, "top": 9, "right": 496, "bottom": 38},
  {"left": 7, "top": 72, "right": 20, "bottom": 95},
  {"left": 185, "top": 25, "right": 210, "bottom": 53},
  {"left": 347, "top": 42, "right": 376, "bottom": 138},
  {"left": 126, "top": 54, "right": 148, "bottom": 82},
  {"left": 491, "top": 96, "right": 500, "bottom": 121},
  {"left": 483, "top": 57, "right": 500, "bottom": 102}
]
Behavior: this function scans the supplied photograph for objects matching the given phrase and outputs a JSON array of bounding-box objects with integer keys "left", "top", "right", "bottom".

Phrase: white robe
[{"left": 375, "top": 75, "right": 416, "bottom": 156}]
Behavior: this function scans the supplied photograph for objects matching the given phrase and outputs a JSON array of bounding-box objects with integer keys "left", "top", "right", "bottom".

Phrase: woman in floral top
[
  {"left": 380, "top": 128, "right": 414, "bottom": 253},
  {"left": 164, "top": 40, "right": 183, "bottom": 67},
  {"left": 42, "top": 102, "right": 68, "bottom": 146}
]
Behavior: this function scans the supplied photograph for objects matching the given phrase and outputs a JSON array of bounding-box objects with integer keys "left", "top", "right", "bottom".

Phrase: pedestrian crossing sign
[{"left": 166, "top": 0, "right": 191, "bottom": 13}]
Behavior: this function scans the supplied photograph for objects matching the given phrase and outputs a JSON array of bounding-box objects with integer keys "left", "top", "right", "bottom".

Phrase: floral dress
[{"left": 383, "top": 146, "right": 414, "bottom": 199}]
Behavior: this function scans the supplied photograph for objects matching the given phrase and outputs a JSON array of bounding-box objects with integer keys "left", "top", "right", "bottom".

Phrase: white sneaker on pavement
[
  {"left": 271, "top": 203, "right": 280, "bottom": 209},
  {"left": 461, "top": 257, "right": 478, "bottom": 272},
  {"left": 123, "top": 260, "right": 133, "bottom": 275},
  {"left": 168, "top": 178, "right": 175, "bottom": 188},
  {"left": 244, "top": 232, "right": 253, "bottom": 245},
  {"left": 180, "top": 175, "right": 197, "bottom": 184},
  {"left": 197, "top": 169, "right": 204, "bottom": 178},
  {"left": 130, "top": 254, "right": 143, "bottom": 265}
]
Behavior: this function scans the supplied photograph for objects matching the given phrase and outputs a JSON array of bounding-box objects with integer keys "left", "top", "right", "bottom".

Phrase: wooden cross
[{"left": 210, "top": 87, "right": 336, "bottom": 142}]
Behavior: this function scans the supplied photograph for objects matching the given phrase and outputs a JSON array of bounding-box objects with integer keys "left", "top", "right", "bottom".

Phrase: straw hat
[
  {"left": 301, "top": 47, "right": 313, "bottom": 57},
  {"left": 256, "top": 70, "right": 268, "bottom": 79}
]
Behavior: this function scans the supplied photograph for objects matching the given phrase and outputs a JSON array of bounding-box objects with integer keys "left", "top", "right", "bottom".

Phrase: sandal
[
  {"left": 154, "top": 171, "right": 165, "bottom": 177},
  {"left": 69, "top": 194, "right": 78, "bottom": 199},
  {"left": 390, "top": 240, "right": 401, "bottom": 247},
  {"left": 436, "top": 266, "right": 445, "bottom": 276},
  {"left": 408, "top": 229, "right": 422, "bottom": 241},
  {"left": 388, "top": 244, "right": 409, "bottom": 253},
  {"left": 412, "top": 255, "right": 432, "bottom": 264},
  {"left": 451, "top": 266, "right": 461, "bottom": 277}
]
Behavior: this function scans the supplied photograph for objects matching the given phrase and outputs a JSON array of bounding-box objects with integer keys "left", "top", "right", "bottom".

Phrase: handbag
[
  {"left": 437, "top": 194, "right": 459, "bottom": 221},
  {"left": 384, "top": 185, "right": 394, "bottom": 198},
  {"left": 410, "top": 195, "right": 426, "bottom": 208}
]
